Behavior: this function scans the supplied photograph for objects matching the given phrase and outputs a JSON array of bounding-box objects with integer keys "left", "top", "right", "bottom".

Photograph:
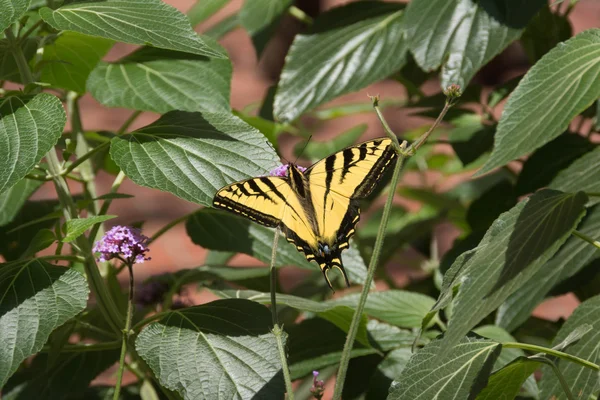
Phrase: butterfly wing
[{"left": 213, "top": 175, "right": 320, "bottom": 256}]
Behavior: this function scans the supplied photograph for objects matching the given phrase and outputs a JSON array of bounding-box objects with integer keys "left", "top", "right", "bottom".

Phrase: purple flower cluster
[
  {"left": 93, "top": 225, "right": 150, "bottom": 264},
  {"left": 310, "top": 370, "right": 325, "bottom": 399},
  {"left": 269, "top": 164, "right": 307, "bottom": 177}
]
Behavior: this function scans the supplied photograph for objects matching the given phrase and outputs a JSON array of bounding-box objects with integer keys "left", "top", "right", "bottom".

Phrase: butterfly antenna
[
  {"left": 294, "top": 135, "right": 313, "bottom": 164},
  {"left": 265, "top": 139, "right": 290, "bottom": 165}
]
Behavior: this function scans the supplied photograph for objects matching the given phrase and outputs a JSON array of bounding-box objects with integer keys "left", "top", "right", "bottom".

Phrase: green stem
[
  {"left": 41, "top": 340, "right": 121, "bottom": 353},
  {"left": 269, "top": 228, "right": 294, "bottom": 399},
  {"left": 586, "top": 192, "right": 600, "bottom": 197},
  {"left": 572, "top": 230, "right": 600, "bottom": 251},
  {"left": 4, "top": 28, "right": 34, "bottom": 86},
  {"left": 89, "top": 171, "right": 126, "bottom": 242},
  {"left": 288, "top": 6, "right": 313, "bottom": 24},
  {"left": 409, "top": 101, "right": 453, "bottom": 154},
  {"left": 113, "top": 262, "right": 135, "bottom": 400},
  {"left": 528, "top": 356, "right": 576, "bottom": 400},
  {"left": 332, "top": 95, "right": 456, "bottom": 399},
  {"left": 504, "top": 342, "right": 600, "bottom": 371},
  {"left": 37, "top": 254, "right": 85, "bottom": 263},
  {"left": 131, "top": 311, "right": 170, "bottom": 332},
  {"left": 150, "top": 212, "right": 195, "bottom": 243},
  {"left": 62, "top": 141, "right": 109, "bottom": 177},
  {"left": 118, "top": 110, "right": 142, "bottom": 135},
  {"left": 18, "top": 19, "right": 44, "bottom": 43}
]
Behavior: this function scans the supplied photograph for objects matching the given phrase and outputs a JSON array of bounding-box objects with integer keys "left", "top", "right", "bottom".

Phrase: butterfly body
[{"left": 213, "top": 138, "right": 397, "bottom": 289}]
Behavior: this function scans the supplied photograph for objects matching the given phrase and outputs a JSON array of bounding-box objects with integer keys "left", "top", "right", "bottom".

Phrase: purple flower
[
  {"left": 269, "top": 164, "right": 307, "bottom": 177},
  {"left": 310, "top": 370, "right": 325, "bottom": 399},
  {"left": 93, "top": 225, "right": 150, "bottom": 264}
]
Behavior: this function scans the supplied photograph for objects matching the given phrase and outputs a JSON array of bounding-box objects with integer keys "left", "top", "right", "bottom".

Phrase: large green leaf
[
  {"left": 0, "top": 260, "right": 89, "bottom": 388},
  {"left": 39, "top": 0, "right": 226, "bottom": 58},
  {"left": 403, "top": 0, "right": 545, "bottom": 88},
  {"left": 3, "top": 349, "right": 120, "bottom": 399},
  {"left": 539, "top": 295, "right": 600, "bottom": 399},
  {"left": 0, "top": 0, "right": 29, "bottom": 32},
  {"left": 88, "top": 47, "right": 231, "bottom": 114},
  {"left": 41, "top": 31, "right": 113, "bottom": 93},
  {"left": 497, "top": 205, "right": 600, "bottom": 331},
  {"left": 110, "top": 111, "right": 279, "bottom": 207},
  {"left": 0, "top": 38, "right": 38, "bottom": 82},
  {"left": 550, "top": 146, "right": 600, "bottom": 206},
  {"left": 63, "top": 215, "right": 116, "bottom": 242},
  {"left": 515, "top": 133, "right": 595, "bottom": 196},
  {"left": 186, "top": 209, "right": 369, "bottom": 286},
  {"left": 135, "top": 299, "right": 284, "bottom": 400},
  {"left": 215, "top": 289, "right": 371, "bottom": 347},
  {"left": 434, "top": 189, "right": 588, "bottom": 353},
  {"left": 479, "top": 29, "right": 600, "bottom": 174},
  {"left": 0, "top": 93, "right": 66, "bottom": 195},
  {"left": 0, "top": 178, "right": 42, "bottom": 226},
  {"left": 388, "top": 335, "right": 501, "bottom": 399},
  {"left": 239, "top": 0, "right": 292, "bottom": 56},
  {"left": 273, "top": 1, "right": 406, "bottom": 122},
  {"left": 520, "top": 4, "right": 572, "bottom": 63},
  {"left": 475, "top": 357, "right": 540, "bottom": 400}
]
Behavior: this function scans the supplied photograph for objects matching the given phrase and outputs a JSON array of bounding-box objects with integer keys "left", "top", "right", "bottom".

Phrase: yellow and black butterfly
[{"left": 212, "top": 138, "right": 397, "bottom": 289}]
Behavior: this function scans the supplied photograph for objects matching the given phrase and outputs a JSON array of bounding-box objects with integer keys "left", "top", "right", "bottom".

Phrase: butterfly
[{"left": 212, "top": 138, "right": 397, "bottom": 289}]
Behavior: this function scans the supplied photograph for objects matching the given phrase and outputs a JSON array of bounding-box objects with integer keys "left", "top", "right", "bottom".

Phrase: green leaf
[
  {"left": 331, "top": 290, "right": 435, "bottom": 329},
  {"left": 39, "top": 0, "right": 227, "bottom": 59},
  {"left": 88, "top": 47, "right": 231, "bottom": 114},
  {"left": 110, "top": 111, "right": 279, "bottom": 207},
  {"left": 4, "top": 349, "right": 120, "bottom": 399},
  {"left": 475, "top": 357, "right": 540, "bottom": 400},
  {"left": 0, "top": 259, "right": 89, "bottom": 388},
  {"left": 21, "top": 228, "right": 56, "bottom": 258},
  {"left": 188, "top": 0, "right": 230, "bottom": 26},
  {"left": 0, "top": 200, "right": 60, "bottom": 261},
  {"left": 366, "top": 348, "right": 412, "bottom": 399},
  {"left": 520, "top": 5, "right": 572, "bottom": 63},
  {"left": 293, "top": 124, "right": 367, "bottom": 162},
  {"left": 62, "top": 215, "right": 116, "bottom": 242},
  {"left": 448, "top": 115, "right": 495, "bottom": 166},
  {"left": 478, "top": 29, "right": 600, "bottom": 175},
  {"left": 436, "top": 189, "right": 588, "bottom": 353},
  {"left": 466, "top": 181, "right": 517, "bottom": 232},
  {"left": 403, "top": 0, "right": 545, "bottom": 88},
  {"left": 215, "top": 289, "right": 371, "bottom": 347},
  {"left": 273, "top": 2, "right": 406, "bottom": 122},
  {"left": 204, "top": 13, "right": 239, "bottom": 40},
  {"left": 239, "top": 0, "right": 292, "bottom": 56},
  {"left": 0, "top": 93, "right": 66, "bottom": 195},
  {"left": 0, "top": 178, "right": 42, "bottom": 226},
  {"left": 515, "top": 133, "right": 595, "bottom": 196},
  {"left": 550, "top": 146, "right": 600, "bottom": 206},
  {"left": 473, "top": 325, "right": 538, "bottom": 398},
  {"left": 0, "top": 0, "right": 30, "bottom": 32},
  {"left": 135, "top": 299, "right": 284, "bottom": 400},
  {"left": 0, "top": 38, "right": 38, "bottom": 82},
  {"left": 186, "top": 208, "right": 369, "bottom": 286},
  {"left": 539, "top": 295, "right": 600, "bottom": 399},
  {"left": 497, "top": 205, "right": 600, "bottom": 331},
  {"left": 388, "top": 335, "right": 501, "bottom": 399},
  {"left": 41, "top": 31, "right": 113, "bottom": 93}
]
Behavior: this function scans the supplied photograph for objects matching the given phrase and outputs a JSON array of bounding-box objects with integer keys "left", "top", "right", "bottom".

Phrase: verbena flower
[
  {"left": 310, "top": 370, "right": 325, "bottom": 399},
  {"left": 269, "top": 164, "right": 307, "bottom": 177},
  {"left": 93, "top": 225, "right": 150, "bottom": 264}
]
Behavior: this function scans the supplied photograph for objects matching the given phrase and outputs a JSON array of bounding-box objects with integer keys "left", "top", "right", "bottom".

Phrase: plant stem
[
  {"left": 332, "top": 94, "right": 457, "bottom": 399},
  {"left": 62, "top": 141, "right": 110, "bottom": 177},
  {"left": 288, "top": 6, "right": 313, "bottom": 24},
  {"left": 131, "top": 311, "right": 171, "bottom": 332},
  {"left": 118, "top": 110, "right": 142, "bottom": 135},
  {"left": 504, "top": 342, "right": 600, "bottom": 371},
  {"left": 528, "top": 356, "right": 576, "bottom": 400},
  {"left": 571, "top": 230, "right": 600, "bottom": 251},
  {"left": 18, "top": 19, "right": 44, "bottom": 44},
  {"left": 41, "top": 340, "right": 121, "bottom": 353},
  {"left": 89, "top": 171, "right": 127, "bottom": 243},
  {"left": 4, "top": 28, "right": 35, "bottom": 86},
  {"left": 37, "top": 254, "right": 86, "bottom": 263},
  {"left": 150, "top": 212, "right": 195, "bottom": 242},
  {"left": 113, "top": 262, "right": 135, "bottom": 400},
  {"left": 269, "top": 228, "right": 295, "bottom": 399}
]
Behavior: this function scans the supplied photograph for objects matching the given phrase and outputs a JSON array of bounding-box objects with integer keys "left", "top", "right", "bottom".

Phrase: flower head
[
  {"left": 269, "top": 164, "right": 307, "bottom": 177},
  {"left": 93, "top": 225, "right": 150, "bottom": 264},
  {"left": 310, "top": 370, "right": 325, "bottom": 399}
]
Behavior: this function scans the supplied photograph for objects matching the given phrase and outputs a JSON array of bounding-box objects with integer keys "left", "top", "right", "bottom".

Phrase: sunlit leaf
[{"left": 0, "top": 179, "right": 42, "bottom": 226}]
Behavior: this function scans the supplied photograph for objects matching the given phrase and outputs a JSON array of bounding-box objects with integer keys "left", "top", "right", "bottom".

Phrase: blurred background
[{"left": 24, "top": 0, "right": 600, "bottom": 345}]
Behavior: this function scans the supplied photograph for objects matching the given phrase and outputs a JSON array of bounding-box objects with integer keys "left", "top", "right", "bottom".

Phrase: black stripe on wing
[
  {"left": 352, "top": 141, "right": 396, "bottom": 198},
  {"left": 213, "top": 196, "right": 281, "bottom": 227}
]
